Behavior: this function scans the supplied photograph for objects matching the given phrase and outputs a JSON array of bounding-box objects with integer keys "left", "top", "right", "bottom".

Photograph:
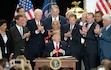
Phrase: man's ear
[{"left": 52, "top": 36, "right": 54, "bottom": 40}]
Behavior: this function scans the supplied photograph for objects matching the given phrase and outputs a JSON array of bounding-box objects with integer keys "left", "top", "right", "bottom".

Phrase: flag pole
[
  {"left": 22, "top": 0, "right": 25, "bottom": 9},
  {"left": 51, "top": 0, "right": 53, "bottom": 7}
]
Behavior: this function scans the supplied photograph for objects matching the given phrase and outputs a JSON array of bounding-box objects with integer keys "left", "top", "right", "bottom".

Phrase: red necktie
[{"left": 56, "top": 43, "right": 59, "bottom": 57}]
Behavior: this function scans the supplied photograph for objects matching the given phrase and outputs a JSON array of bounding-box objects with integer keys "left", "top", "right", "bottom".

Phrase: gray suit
[
  {"left": 9, "top": 25, "right": 29, "bottom": 58},
  {"left": 99, "top": 25, "right": 111, "bottom": 61}
]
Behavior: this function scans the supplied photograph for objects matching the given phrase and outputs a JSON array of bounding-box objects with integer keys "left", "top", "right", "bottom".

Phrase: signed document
[{"left": 47, "top": 56, "right": 74, "bottom": 59}]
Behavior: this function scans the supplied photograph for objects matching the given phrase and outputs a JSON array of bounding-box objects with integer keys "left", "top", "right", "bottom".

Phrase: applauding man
[
  {"left": 26, "top": 9, "right": 48, "bottom": 62},
  {"left": 94, "top": 14, "right": 111, "bottom": 61}
]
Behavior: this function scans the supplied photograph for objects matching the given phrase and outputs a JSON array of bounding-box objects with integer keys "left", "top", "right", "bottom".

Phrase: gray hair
[
  {"left": 34, "top": 9, "right": 43, "bottom": 15},
  {"left": 102, "top": 14, "right": 111, "bottom": 21},
  {"left": 51, "top": 5, "right": 59, "bottom": 9},
  {"left": 65, "top": 10, "right": 74, "bottom": 16}
]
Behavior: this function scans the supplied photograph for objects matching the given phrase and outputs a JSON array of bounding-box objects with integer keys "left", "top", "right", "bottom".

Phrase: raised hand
[
  {"left": 22, "top": 31, "right": 30, "bottom": 39},
  {"left": 82, "top": 25, "right": 88, "bottom": 33},
  {"left": 64, "top": 30, "right": 72, "bottom": 37},
  {"left": 94, "top": 24, "right": 101, "bottom": 35}
]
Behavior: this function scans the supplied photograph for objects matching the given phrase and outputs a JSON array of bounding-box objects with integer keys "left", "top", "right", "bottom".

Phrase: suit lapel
[
  {"left": 0, "top": 34, "right": 4, "bottom": 44},
  {"left": 66, "top": 24, "right": 70, "bottom": 31},
  {"left": 51, "top": 41, "right": 55, "bottom": 50},
  {"left": 59, "top": 16, "right": 61, "bottom": 23},
  {"left": 106, "top": 25, "right": 111, "bottom": 32},
  {"left": 15, "top": 26, "right": 22, "bottom": 37},
  {"left": 33, "top": 19, "right": 38, "bottom": 29},
  {"left": 23, "top": 26, "right": 25, "bottom": 35},
  {"left": 87, "top": 22, "right": 95, "bottom": 32}
]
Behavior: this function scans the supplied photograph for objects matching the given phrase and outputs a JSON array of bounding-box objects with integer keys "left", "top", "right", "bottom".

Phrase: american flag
[
  {"left": 96, "top": 0, "right": 111, "bottom": 15},
  {"left": 14, "top": 0, "right": 34, "bottom": 20}
]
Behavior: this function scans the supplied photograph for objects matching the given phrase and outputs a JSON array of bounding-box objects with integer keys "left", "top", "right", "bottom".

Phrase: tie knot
[{"left": 70, "top": 25, "right": 73, "bottom": 30}]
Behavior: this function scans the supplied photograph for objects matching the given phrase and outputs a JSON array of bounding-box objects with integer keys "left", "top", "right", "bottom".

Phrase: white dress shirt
[
  {"left": 16, "top": 24, "right": 23, "bottom": 36},
  {"left": 52, "top": 16, "right": 59, "bottom": 22},
  {"left": 79, "top": 21, "right": 86, "bottom": 26},
  {"left": 2, "top": 34, "right": 8, "bottom": 54}
]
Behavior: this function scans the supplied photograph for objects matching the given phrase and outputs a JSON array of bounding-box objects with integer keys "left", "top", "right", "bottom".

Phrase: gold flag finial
[{"left": 71, "top": 1, "right": 81, "bottom": 7}]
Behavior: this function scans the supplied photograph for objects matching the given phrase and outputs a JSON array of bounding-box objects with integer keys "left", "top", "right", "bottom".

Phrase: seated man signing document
[{"left": 42, "top": 30, "right": 71, "bottom": 57}]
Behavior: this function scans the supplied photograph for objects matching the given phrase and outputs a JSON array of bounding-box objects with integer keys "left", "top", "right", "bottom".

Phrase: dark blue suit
[
  {"left": 9, "top": 25, "right": 29, "bottom": 58},
  {"left": 61, "top": 23, "right": 83, "bottom": 58},
  {"left": 44, "top": 15, "right": 67, "bottom": 30},
  {"left": 26, "top": 19, "right": 48, "bottom": 61},
  {"left": 42, "top": 41, "right": 71, "bottom": 57},
  {"left": 61, "top": 23, "right": 83, "bottom": 70},
  {"left": 99, "top": 25, "right": 111, "bottom": 61},
  {"left": 84, "top": 22, "right": 98, "bottom": 70}
]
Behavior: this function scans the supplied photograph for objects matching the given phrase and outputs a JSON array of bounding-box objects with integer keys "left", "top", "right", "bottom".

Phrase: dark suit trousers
[{"left": 82, "top": 47, "right": 97, "bottom": 70}]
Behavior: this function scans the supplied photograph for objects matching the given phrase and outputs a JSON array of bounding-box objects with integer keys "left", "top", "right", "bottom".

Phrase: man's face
[
  {"left": 69, "top": 17, "right": 77, "bottom": 25},
  {"left": 81, "top": 13, "right": 87, "bottom": 23},
  {"left": 66, "top": 12, "right": 73, "bottom": 20},
  {"left": 18, "top": 8, "right": 25, "bottom": 16},
  {"left": 16, "top": 17, "right": 24, "bottom": 26},
  {"left": 35, "top": 12, "right": 42, "bottom": 21},
  {"left": 52, "top": 33, "right": 61, "bottom": 42},
  {"left": 87, "top": 14, "right": 94, "bottom": 24},
  {"left": 95, "top": 13, "right": 102, "bottom": 22},
  {"left": 51, "top": 7, "right": 59, "bottom": 18}
]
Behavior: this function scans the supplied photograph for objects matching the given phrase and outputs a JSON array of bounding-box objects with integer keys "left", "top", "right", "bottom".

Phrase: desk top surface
[{"left": 33, "top": 57, "right": 78, "bottom": 62}]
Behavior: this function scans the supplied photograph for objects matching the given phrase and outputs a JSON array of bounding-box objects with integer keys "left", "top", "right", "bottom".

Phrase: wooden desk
[{"left": 33, "top": 58, "right": 78, "bottom": 70}]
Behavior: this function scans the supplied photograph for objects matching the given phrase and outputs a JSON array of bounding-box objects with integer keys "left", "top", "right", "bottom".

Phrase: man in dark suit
[
  {"left": 44, "top": 5, "right": 67, "bottom": 30},
  {"left": 9, "top": 15, "right": 30, "bottom": 58},
  {"left": 26, "top": 9, "right": 48, "bottom": 61},
  {"left": 94, "top": 14, "right": 111, "bottom": 61},
  {"left": 61, "top": 14, "right": 83, "bottom": 70},
  {"left": 80, "top": 12, "right": 98, "bottom": 70},
  {"left": 42, "top": 30, "right": 70, "bottom": 57}
]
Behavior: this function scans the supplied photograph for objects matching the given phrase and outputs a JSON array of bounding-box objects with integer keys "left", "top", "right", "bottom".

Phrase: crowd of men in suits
[{"left": 0, "top": 5, "right": 111, "bottom": 70}]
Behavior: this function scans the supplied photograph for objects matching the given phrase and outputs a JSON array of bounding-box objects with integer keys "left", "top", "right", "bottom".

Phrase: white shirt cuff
[
  {"left": 70, "top": 37, "right": 72, "bottom": 40},
  {"left": 41, "top": 30, "right": 45, "bottom": 34},
  {"left": 64, "top": 37, "right": 67, "bottom": 41},
  {"left": 35, "top": 30, "right": 39, "bottom": 34},
  {"left": 99, "top": 33, "right": 102, "bottom": 37},
  {"left": 81, "top": 38, "right": 85, "bottom": 44},
  {"left": 26, "top": 38, "right": 29, "bottom": 41},
  {"left": 50, "top": 52, "right": 53, "bottom": 57},
  {"left": 63, "top": 51, "right": 65, "bottom": 55}
]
